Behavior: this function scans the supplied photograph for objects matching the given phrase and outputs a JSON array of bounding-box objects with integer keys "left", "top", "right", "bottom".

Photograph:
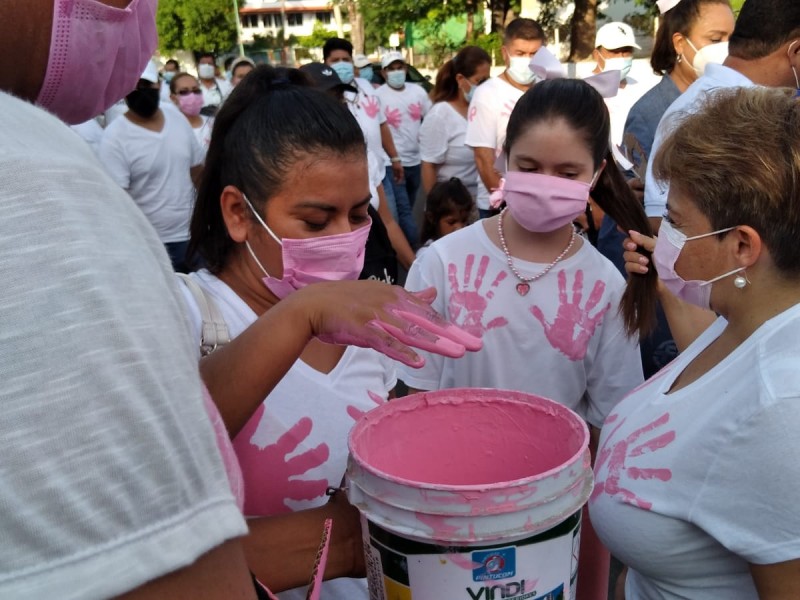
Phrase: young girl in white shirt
[{"left": 417, "top": 177, "right": 474, "bottom": 258}]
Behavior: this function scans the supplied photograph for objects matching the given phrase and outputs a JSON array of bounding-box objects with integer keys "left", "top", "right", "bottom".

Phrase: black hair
[
  {"left": 165, "top": 59, "right": 180, "bottom": 69},
  {"left": 504, "top": 18, "right": 546, "bottom": 45},
  {"left": 224, "top": 56, "right": 235, "bottom": 70},
  {"left": 728, "top": 0, "right": 800, "bottom": 60},
  {"left": 188, "top": 65, "right": 367, "bottom": 272},
  {"left": 651, "top": 0, "right": 731, "bottom": 75},
  {"left": 197, "top": 51, "right": 216, "bottom": 64},
  {"left": 430, "top": 46, "right": 492, "bottom": 103},
  {"left": 421, "top": 178, "right": 475, "bottom": 243},
  {"left": 323, "top": 37, "right": 353, "bottom": 61},
  {"left": 503, "top": 78, "right": 657, "bottom": 337}
]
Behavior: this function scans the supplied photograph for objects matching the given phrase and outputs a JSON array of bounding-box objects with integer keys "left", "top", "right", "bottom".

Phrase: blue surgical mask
[
  {"left": 359, "top": 66, "right": 374, "bottom": 82},
  {"left": 386, "top": 70, "right": 406, "bottom": 89},
  {"left": 331, "top": 61, "right": 355, "bottom": 84},
  {"left": 603, "top": 56, "right": 633, "bottom": 80},
  {"left": 163, "top": 71, "right": 175, "bottom": 84},
  {"left": 464, "top": 82, "right": 477, "bottom": 103}
]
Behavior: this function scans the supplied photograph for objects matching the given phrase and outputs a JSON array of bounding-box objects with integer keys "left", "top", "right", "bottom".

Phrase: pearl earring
[{"left": 734, "top": 273, "right": 748, "bottom": 289}]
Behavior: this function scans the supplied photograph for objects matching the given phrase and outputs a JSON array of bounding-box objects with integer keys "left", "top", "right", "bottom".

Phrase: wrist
[{"left": 390, "top": 156, "right": 402, "bottom": 164}]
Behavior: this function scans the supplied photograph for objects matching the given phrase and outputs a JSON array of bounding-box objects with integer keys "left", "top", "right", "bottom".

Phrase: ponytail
[{"left": 430, "top": 59, "right": 459, "bottom": 103}]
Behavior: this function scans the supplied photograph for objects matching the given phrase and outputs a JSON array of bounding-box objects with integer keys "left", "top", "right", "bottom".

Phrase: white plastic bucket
[{"left": 347, "top": 388, "right": 593, "bottom": 600}]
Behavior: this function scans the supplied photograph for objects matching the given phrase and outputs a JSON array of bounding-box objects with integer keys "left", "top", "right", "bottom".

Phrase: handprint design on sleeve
[
  {"left": 591, "top": 412, "right": 675, "bottom": 510},
  {"left": 347, "top": 390, "right": 386, "bottom": 422},
  {"left": 447, "top": 254, "right": 509, "bottom": 338},
  {"left": 408, "top": 101, "right": 423, "bottom": 122},
  {"left": 529, "top": 269, "right": 611, "bottom": 361},
  {"left": 362, "top": 95, "right": 380, "bottom": 119},
  {"left": 234, "top": 404, "right": 330, "bottom": 515},
  {"left": 385, "top": 105, "right": 402, "bottom": 130}
]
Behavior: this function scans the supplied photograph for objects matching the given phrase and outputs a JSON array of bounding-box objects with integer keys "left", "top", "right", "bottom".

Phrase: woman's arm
[
  {"left": 750, "top": 559, "right": 800, "bottom": 599},
  {"left": 376, "top": 183, "right": 416, "bottom": 268},
  {"left": 421, "top": 161, "right": 440, "bottom": 195}
]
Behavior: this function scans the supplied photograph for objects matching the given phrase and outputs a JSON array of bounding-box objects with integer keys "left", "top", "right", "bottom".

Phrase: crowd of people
[{"left": 3, "top": 0, "right": 800, "bottom": 599}]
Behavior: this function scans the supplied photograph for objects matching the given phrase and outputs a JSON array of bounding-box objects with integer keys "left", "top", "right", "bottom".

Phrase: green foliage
[
  {"left": 359, "top": 0, "right": 471, "bottom": 51},
  {"left": 474, "top": 32, "right": 503, "bottom": 63},
  {"left": 156, "top": 0, "right": 238, "bottom": 54},
  {"left": 297, "top": 21, "right": 339, "bottom": 49}
]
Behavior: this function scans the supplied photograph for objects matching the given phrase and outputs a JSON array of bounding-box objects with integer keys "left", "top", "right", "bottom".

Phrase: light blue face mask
[
  {"left": 330, "top": 61, "right": 355, "bottom": 84},
  {"left": 464, "top": 82, "right": 477, "bottom": 103},
  {"left": 386, "top": 69, "right": 406, "bottom": 89},
  {"left": 163, "top": 71, "right": 175, "bottom": 84},
  {"left": 359, "top": 66, "right": 374, "bottom": 82}
]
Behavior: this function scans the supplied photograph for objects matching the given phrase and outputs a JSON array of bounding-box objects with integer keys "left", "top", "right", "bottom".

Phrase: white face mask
[
  {"left": 685, "top": 40, "right": 729, "bottom": 76},
  {"left": 603, "top": 56, "right": 633, "bottom": 80},
  {"left": 198, "top": 63, "right": 216, "bottom": 80},
  {"left": 507, "top": 55, "right": 536, "bottom": 85}
]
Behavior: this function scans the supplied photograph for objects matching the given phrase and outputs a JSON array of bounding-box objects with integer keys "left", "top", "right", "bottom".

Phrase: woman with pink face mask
[
  {"left": 400, "top": 78, "right": 657, "bottom": 598},
  {"left": 170, "top": 72, "right": 213, "bottom": 156}
]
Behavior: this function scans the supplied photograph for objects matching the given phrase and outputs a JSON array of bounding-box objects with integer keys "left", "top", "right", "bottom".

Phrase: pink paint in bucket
[{"left": 347, "top": 389, "right": 593, "bottom": 600}]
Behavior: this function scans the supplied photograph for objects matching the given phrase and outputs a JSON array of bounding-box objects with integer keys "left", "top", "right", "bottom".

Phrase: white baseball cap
[
  {"left": 140, "top": 60, "right": 160, "bottom": 84},
  {"left": 595, "top": 22, "right": 641, "bottom": 51},
  {"left": 381, "top": 51, "right": 406, "bottom": 69},
  {"left": 353, "top": 53, "right": 371, "bottom": 68}
]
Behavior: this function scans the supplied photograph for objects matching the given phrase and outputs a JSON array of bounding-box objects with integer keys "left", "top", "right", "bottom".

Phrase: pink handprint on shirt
[
  {"left": 529, "top": 269, "right": 611, "bottom": 361},
  {"left": 347, "top": 390, "right": 385, "bottom": 422},
  {"left": 591, "top": 412, "right": 675, "bottom": 510},
  {"left": 447, "top": 254, "right": 509, "bottom": 338},
  {"left": 385, "top": 105, "right": 402, "bottom": 129},
  {"left": 362, "top": 95, "right": 380, "bottom": 119},
  {"left": 500, "top": 99, "right": 517, "bottom": 118},
  {"left": 234, "top": 404, "right": 330, "bottom": 515},
  {"left": 408, "top": 101, "right": 423, "bottom": 121}
]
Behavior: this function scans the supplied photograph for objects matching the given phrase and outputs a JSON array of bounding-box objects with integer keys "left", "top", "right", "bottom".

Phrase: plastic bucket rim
[{"left": 348, "top": 388, "right": 591, "bottom": 493}]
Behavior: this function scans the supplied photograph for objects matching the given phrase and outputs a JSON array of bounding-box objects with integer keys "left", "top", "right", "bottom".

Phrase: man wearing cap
[
  {"left": 353, "top": 53, "right": 377, "bottom": 87},
  {"left": 99, "top": 60, "right": 205, "bottom": 272},
  {"left": 591, "top": 21, "right": 652, "bottom": 148},
  {"left": 464, "top": 17, "right": 546, "bottom": 218},
  {"left": 230, "top": 56, "right": 255, "bottom": 87},
  {"left": 376, "top": 51, "right": 432, "bottom": 246}
]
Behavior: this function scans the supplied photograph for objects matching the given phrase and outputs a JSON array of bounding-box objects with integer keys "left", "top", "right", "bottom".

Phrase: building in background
[{"left": 239, "top": 0, "right": 347, "bottom": 42}]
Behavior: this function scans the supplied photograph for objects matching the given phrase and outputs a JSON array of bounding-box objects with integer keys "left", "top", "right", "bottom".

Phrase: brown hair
[
  {"left": 169, "top": 72, "right": 199, "bottom": 95},
  {"left": 430, "top": 46, "right": 491, "bottom": 104},
  {"left": 654, "top": 86, "right": 800, "bottom": 277},
  {"left": 503, "top": 18, "right": 546, "bottom": 45},
  {"left": 503, "top": 78, "right": 657, "bottom": 337},
  {"left": 650, "top": 0, "right": 731, "bottom": 75}
]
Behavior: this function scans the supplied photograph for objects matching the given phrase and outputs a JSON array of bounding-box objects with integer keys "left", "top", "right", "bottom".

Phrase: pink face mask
[
  {"left": 178, "top": 92, "right": 204, "bottom": 117},
  {"left": 502, "top": 171, "right": 592, "bottom": 233},
  {"left": 243, "top": 195, "right": 371, "bottom": 300},
  {"left": 652, "top": 218, "right": 741, "bottom": 309},
  {"left": 36, "top": 0, "right": 158, "bottom": 125}
]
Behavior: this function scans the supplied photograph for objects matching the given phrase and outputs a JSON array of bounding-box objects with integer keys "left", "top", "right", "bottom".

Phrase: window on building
[
  {"left": 287, "top": 12, "right": 303, "bottom": 26},
  {"left": 242, "top": 15, "right": 259, "bottom": 28},
  {"left": 261, "top": 14, "right": 272, "bottom": 27},
  {"left": 274, "top": 13, "right": 283, "bottom": 27},
  {"left": 315, "top": 11, "right": 331, "bottom": 24}
]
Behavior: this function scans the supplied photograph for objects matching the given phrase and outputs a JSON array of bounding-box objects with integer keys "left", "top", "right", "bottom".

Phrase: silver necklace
[{"left": 497, "top": 208, "right": 576, "bottom": 296}]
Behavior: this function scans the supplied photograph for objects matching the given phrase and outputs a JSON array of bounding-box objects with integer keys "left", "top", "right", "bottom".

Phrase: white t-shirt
[
  {"left": 0, "top": 91, "right": 246, "bottom": 600},
  {"left": 464, "top": 76, "right": 525, "bottom": 209},
  {"left": 349, "top": 79, "right": 388, "bottom": 168},
  {"left": 179, "top": 270, "right": 397, "bottom": 600},
  {"left": 419, "top": 101, "right": 478, "bottom": 197},
  {"left": 99, "top": 104, "right": 204, "bottom": 243},
  {"left": 70, "top": 117, "right": 104, "bottom": 158},
  {"left": 201, "top": 77, "right": 233, "bottom": 108},
  {"left": 590, "top": 307, "right": 800, "bottom": 599},
  {"left": 643, "top": 64, "right": 755, "bottom": 217},
  {"left": 191, "top": 114, "right": 214, "bottom": 158},
  {"left": 375, "top": 82, "right": 431, "bottom": 167},
  {"left": 398, "top": 222, "right": 643, "bottom": 427},
  {"left": 601, "top": 76, "right": 654, "bottom": 149}
]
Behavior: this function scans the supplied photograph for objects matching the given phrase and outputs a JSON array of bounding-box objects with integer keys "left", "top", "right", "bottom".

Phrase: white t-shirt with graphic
[
  {"left": 350, "top": 78, "right": 388, "bottom": 168},
  {"left": 179, "top": 269, "right": 397, "bottom": 600},
  {"left": 464, "top": 76, "right": 525, "bottom": 210},
  {"left": 419, "top": 101, "right": 478, "bottom": 197},
  {"left": 398, "top": 222, "right": 643, "bottom": 427},
  {"left": 375, "top": 82, "right": 431, "bottom": 167},
  {"left": 590, "top": 307, "right": 800, "bottom": 600},
  {"left": 100, "top": 105, "right": 204, "bottom": 243},
  {"left": 191, "top": 114, "right": 214, "bottom": 158}
]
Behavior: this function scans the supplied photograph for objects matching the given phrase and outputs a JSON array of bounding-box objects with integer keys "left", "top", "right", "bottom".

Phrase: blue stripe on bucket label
[{"left": 362, "top": 513, "right": 581, "bottom": 600}]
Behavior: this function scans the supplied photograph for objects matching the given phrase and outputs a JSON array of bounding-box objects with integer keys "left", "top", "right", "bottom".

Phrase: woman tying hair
[
  {"left": 592, "top": 86, "right": 800, "bottom": 600},
  {"left": 419, "top": 46, "right": 491, "bottom": 199},
  {"left": 182, "top": 65, "right": 479, "bottom": 598}
]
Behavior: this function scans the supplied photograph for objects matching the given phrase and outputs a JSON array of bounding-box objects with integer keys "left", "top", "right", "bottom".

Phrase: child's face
[
  {"left": 508, "top": 117, "right": 596, "bottom": 184},
  {"left": 438, "top": 212, "right": 470, "bottom": 238}
]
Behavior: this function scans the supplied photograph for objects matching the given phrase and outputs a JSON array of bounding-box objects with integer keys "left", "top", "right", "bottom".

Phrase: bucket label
[
  {"left": 472, "top": 547, "right": 516, "bottom": 582},
  {"left": 363, "top": 512, "right": 581, "bottom": 600}
]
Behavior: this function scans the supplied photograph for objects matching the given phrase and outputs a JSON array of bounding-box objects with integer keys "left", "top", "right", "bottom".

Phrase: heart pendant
[{"left": 516, "top": 282, "right": 530, "bottom": 296}]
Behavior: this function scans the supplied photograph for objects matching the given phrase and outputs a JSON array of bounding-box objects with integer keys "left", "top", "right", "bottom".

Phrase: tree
[
  {"left": 568, "top": 0, "right": 598, "bottom": 61},
  {"left": 297, "top": 21, "right": 340, "bottom": 49},
  {"left": 157, "top": 0, "right": 238, "bottom": 55}
]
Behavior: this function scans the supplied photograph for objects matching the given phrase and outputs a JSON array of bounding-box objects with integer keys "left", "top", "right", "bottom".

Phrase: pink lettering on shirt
[
  {"left": 529, "top": 269, "right": 611, "bottom": 361},
  {"left": 447, "top": 254, "right": 509, "bottom": 337},
  {"left": 234, "top": 404, "right": 330, "bottom": 515},
  {"left": 591, "top": 412, "right": 675, "bottom": 510}
]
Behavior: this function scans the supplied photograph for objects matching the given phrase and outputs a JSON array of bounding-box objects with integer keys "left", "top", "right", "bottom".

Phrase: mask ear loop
[
  {"left": 241, "top": 193, "right": 281, "bottom": 278},
  {"left": 788, "top": 40, "right": 800, "bottom": 90}
]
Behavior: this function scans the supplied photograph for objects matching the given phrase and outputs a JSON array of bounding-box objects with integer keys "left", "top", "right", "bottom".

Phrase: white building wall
[{"left": 239, "top": 0, "right": 347, "bottom": 42}]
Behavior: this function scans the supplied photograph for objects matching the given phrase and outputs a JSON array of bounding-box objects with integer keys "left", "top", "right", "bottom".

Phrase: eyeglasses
[{"left": 175, "top": 88, "right": 202, "bottom": 96}]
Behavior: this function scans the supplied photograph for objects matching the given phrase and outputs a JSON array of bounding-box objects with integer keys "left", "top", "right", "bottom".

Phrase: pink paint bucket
[{"left": 347, "top": 388, "right": 593, "bottom": 600}]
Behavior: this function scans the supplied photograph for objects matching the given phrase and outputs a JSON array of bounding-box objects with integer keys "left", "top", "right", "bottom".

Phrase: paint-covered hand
[{"left": 296, "top": 280, "right": 482, "bottom": 368}]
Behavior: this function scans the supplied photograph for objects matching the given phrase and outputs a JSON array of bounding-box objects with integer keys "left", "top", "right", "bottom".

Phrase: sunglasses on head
[{"left": 176, "top": 88, "right": 202, "bottom": 96}]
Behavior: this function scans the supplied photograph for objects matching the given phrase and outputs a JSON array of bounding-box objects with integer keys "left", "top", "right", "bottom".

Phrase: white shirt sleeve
[
  {"left": 419, "top": 103, "right": 449, "bottom": 164},
  {"left": 643, "top": 118, "right": 669, "bottom": 218},
  {"left": 464, "top": 84, "right": 498, "bottom": 150}
]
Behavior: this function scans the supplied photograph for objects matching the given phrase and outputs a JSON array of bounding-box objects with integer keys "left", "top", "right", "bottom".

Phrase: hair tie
[{"left": 656, "top": 0, "right": 682, "bottom": 14}]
